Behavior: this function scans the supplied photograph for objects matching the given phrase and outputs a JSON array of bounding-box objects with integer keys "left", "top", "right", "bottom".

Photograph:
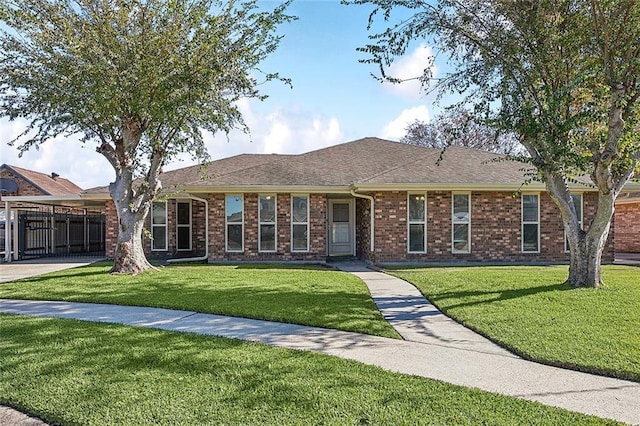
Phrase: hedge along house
[{"left": 80, "top": 137, "right": 640, "bottom": 264}]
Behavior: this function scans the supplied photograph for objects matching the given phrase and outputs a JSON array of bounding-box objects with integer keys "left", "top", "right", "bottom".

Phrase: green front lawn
[
  {"left": 0, "top": 315, "right": 617, "bottom": 425},
  {"left": 390, "top": 265, "right": 640, "bottom": 381},
  {"left": 0, "top": 262, "right": 399, "bottom": 338}
]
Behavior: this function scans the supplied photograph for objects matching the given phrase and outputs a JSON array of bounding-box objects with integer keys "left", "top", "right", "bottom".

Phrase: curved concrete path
[{"left": 1, "top": 262, "right": 640, "bottom": 424}]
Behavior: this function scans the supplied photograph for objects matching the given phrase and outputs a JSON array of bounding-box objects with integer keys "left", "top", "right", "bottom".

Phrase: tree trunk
[
  {"left": 97, "top": 120, "right": 163, "bottom": 275},
  {"left": 545, "top": 172, "right": 614, "bottom": 288},
  {"left": 111, "top": 203, "right": 153, "bottom": 274}
]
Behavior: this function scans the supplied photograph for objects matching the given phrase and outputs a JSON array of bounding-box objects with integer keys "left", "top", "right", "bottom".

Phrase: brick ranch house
[{"left": 78, "top": 137, "right": 638, "bottom": 264}]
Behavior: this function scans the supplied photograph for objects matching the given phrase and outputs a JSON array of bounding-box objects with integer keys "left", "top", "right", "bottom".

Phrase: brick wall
[
  {"left": 614, "top": 202, "right": 640, "bottom": 253},
  {"left": 369, "top": 190, "right": 614, "bottom": 264},
  {"left": 355, "top": 197, "right": 372, "bottom": 260},
  {"left": 207, "top": 193, "right": 327, "bottom": 262}
]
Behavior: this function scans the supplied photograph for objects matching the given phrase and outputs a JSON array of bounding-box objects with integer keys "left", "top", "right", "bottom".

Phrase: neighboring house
[
  {"left": 82, "top": 137, "right": 632, "bottom": 264},
  {"left": 614, "top": 192, "right": 640, "bottom": 253},
  {"left": 1, "top": 164, "right": 105, "bottom": 260}
]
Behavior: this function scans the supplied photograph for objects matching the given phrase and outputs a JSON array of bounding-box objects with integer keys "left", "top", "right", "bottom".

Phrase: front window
[
  {"left": 452, "top": 193, "right": 471, "bottom": 253},
  {"left": 176, "top": 201, "right": 191, "bottom": 251},
  {"left": 522, "top": 194, "right": 539, "bottom": 252},
  {"left": 408, "top": 193, "right": 426, "bottom": 253},
  {"left": 151, "top": 201, "right": 167, "bottom": 251},
  {"left": 291, "top": 195, "right": 309, "bottom": 252},
  {"left": 259, "top": 195, "right": 277, "bottom": 252},
  {"left": 226, "top": 195, "right": 243, "bottom": 252}
]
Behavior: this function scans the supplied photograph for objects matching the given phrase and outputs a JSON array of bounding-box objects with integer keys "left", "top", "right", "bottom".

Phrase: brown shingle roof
[
  {"left": 83, "top": 137, "right": 540, "bottom": 194},
  {"left": 1, "top": 164, "right": 83, "bottom": 195}
]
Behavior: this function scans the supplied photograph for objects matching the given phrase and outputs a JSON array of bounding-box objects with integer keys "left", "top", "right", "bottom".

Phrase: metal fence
[{"left": 15, "top": 212, "right": 106, "bottom": 259}]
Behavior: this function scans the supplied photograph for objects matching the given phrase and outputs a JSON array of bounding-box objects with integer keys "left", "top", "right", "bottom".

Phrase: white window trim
[
  {"left": 407, "top": 192, "right": 427, "bottom": 254},
  {"left": 521, "top": 193, "right": 540, "bottom": 253},
  {"left": 176, "top": 200, "right": 192, "bottom": 251},
  {"left": 259, "top": 194, "right": 277, "bottom": 253},
  {"left": 291, "top": 194, "right": 310, "bottom": 253},
  {"left": 225, "top": 194, "right": 244, "bottom": 253},
  {"left": 151, "top": 201, "right": 168, "bottom": 251},
  {"left": 452, "top": 192, "right": 471, "bottom": 254},
  {"left": 565, "top": 193, "right": 583, "bottom": 252}
]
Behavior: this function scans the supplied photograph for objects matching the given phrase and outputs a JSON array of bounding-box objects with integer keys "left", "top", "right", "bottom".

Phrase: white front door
[{"left": 328, "top": 199, "right": 354, "bottom": 256}]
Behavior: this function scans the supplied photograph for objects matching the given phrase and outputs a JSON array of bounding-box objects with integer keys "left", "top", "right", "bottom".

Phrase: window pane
[
  {"left": 227, "top": 224, "right": 243, "bottom": 251},
  {"left": 408, "top": 194, "right": 425, "bottom": 222},
  {"left": 152, "top": 226, "right": 166, "bottom": 250},
  {"left": 522, "top": 195, "right": 538, "bottom": 222},
  {"left": 453, "top": 194, "right": 469, "bottom": 222},
  {"left": 152, "top": 202, "right": 166, "bottom": 225},
  {"left": 332, "top": 223, "right": 350, "bottom": 243},
  {"left": 292, "top": 196, "right": 308, "bottom": 223},
  {"left": 260, "top": 224, "right": 275, "bottom": 251},
  {"left": 332, "top": 203, "right": 349, "bottom": 222},
  {"left": 177, "top": 226, "right": 190, "bottom": 250},
  {"left": 226, "top": 196, "right": 243, "bottom": 223},
  {"left": 409, "top": 223, "right": 425, "bottom": 252},
  {"left": 523, "top": 223, "right": 539, "bottom": 251},
  {"left": 453, "top": 223, "right": 469, "bottom": 252},
  {"left": 177, "top": 202, "right": 190, "bottom": 225},
  {"left": 259, "top": 196, "right": 276, "bottom": 223},
  {"left": 292, "top": 224, "right": 308, "bottom": 251}
]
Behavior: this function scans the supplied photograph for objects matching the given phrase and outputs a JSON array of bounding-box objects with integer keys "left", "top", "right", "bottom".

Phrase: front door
[{"left": 328, "top": 199, "right": 354, "bottom": 256}]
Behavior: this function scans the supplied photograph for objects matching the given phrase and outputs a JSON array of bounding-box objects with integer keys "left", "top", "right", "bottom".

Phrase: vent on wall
[{"left": 0, "top": 178, "right": 19, "bottom": 194}]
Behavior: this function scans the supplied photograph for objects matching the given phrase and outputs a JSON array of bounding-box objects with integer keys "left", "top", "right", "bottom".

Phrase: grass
[
  {"left": 390, "top": 265, "right": 640, "bottom": 381},
  {"left": 0, "top": 262, "right": 399, "bottom": 339},
  {"left": 0, "top": 314, "right": 618, "bottom": 425}
]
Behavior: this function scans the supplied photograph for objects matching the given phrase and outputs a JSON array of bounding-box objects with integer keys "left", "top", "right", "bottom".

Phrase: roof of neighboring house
[{"left": 0, "top": 164, "right": 83, "bottom": 196}]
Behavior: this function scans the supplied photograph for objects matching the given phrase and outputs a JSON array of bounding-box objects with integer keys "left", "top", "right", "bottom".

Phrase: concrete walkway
[
  {"left": 1, "top": 261, "right": 640, "bottom": 424},
  {"left": 0, "top": 257, "right": 105, "bottom": 283}
]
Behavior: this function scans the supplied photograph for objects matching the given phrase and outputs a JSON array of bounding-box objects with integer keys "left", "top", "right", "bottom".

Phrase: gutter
[
  {"left": 167, "top": 194, "right": 209, "bottom": 264},
  {"left": 350, "top": 188, "right": 375, "bottom": 253}
]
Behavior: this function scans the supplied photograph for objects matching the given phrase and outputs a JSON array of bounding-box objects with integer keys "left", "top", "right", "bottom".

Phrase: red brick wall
[
  {"left": 207, "top": 193, "right": 327, "bottom": 262},
  {"left": 614, "top": 202, "right": 640, "bottom": 253},
  {"left": 355, "top": 197, "right": 372, "bottom": 260},
  {"left": 367, "top": 190, "right": 614, "bottom": 264}
]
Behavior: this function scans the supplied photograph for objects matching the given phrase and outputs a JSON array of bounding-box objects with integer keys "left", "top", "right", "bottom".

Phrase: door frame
[{"left": 327, "top": 198, "right": 356, "bottom": 256}]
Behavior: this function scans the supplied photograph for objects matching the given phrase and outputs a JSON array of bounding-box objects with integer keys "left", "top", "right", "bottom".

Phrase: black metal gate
[{"left": 18, "top": 212, "right": 106, "bottom": 259}]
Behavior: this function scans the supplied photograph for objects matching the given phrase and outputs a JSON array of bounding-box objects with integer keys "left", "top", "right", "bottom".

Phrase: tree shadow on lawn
[{"left": 425, "top": 282, "right": 572, "bottom": 311}]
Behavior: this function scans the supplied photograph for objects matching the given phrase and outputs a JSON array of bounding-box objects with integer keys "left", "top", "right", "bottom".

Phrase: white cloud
[
  {"left": 382, "top": 44, "right": 437, "bottom": 100},
  {"left": 381, "top": 105, "right": 431, "bottom": 141},
  {"left": 0, "top": 118, "right": 115, "bottom": 189},
  {"left": 1, "top": 101, "right": 346, "bottom": 189}
]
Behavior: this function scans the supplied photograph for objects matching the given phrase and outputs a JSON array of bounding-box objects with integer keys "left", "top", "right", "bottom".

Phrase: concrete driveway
[{"left": 0, "top": 256, "right": 105, "bottom": 283}]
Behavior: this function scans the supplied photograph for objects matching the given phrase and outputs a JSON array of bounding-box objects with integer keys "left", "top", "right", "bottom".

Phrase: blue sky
[{"left": 0, "top": 0, "right": 445, "bottom": 189}]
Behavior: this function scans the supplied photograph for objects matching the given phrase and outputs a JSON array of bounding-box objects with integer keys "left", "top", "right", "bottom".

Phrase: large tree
[
  {"left": 0, "top": 0, "right": 293, "bottom": 273},
  {"left": 401, "top": 107, "right": 523, "bottom": 155},
  {"left": 355, "top": 0, "right": 640, "bottom": 287}
]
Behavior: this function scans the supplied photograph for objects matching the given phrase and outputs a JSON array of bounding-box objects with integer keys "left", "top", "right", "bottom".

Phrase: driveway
[{"left": 0, "top": 256, "right": 105, "bottom": 283}]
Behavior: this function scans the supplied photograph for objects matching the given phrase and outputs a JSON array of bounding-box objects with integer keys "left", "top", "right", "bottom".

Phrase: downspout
[
  {"left": 350, "top": 188, "right": 375, "bottom": 253},
  {"left": 167, "top": 195, "right": 209, "bottom": 264}
]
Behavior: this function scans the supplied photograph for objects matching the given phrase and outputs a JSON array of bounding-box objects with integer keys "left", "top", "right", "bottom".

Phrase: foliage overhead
[
  {"left": 0, "top": 0, "right": 295, "bottom": 176},
  {"left": 354, "top": 0, "right": 640, "bottom": 187}
]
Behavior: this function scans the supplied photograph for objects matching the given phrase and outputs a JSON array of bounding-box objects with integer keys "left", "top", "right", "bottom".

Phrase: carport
[{"left": 2, "top": 194, "right": 106, "bottom": 262}]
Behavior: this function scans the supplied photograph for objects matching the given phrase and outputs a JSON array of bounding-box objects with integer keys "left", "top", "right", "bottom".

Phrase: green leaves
[{"left": 0, "top": 0, "right": 295, "bottom": 171}]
